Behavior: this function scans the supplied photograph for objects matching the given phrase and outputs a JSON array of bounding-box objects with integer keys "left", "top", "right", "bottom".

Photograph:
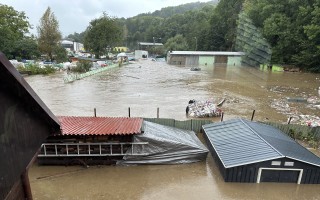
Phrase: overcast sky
[{"left": 2, "top": 0, "right": 212, "bottom": 37}]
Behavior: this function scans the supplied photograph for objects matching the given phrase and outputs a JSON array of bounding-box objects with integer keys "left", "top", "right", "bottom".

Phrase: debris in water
[{"left": 186, "top": 99, "right": 223, "bottom": 117}]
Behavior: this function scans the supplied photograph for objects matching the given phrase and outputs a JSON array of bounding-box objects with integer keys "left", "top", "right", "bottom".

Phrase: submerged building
[
  {"left": 203, "top": 118, "right": 320, "bottom": 184},
  {"left": 166, "top": 51, "right": 245, "bottom": 66},
  {"left": 38, "top": 118, "right": 208, "bottom": 166}
]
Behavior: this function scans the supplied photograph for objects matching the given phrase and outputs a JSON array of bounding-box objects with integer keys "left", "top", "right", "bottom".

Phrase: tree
[
  {"left": 83, "top": 13, "right": 123, "bottom": 58},
  {"left": 12, "top": 35, "right": 40, "bottom": 60},
  {"left": 37, "top": 7, "right": 62, "bottom": 61},
  {"left": 164, "top": 34, "right": 189, "bottom": 51},
  {"left": 0, "top": 4, "right": 30, "bottom": 58},
  {"left": 66, "top": 32, "right": 85, "bottom": 43}
]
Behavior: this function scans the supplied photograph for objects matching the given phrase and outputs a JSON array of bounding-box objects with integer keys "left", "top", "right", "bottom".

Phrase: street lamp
[{"left": 194, "top": 37, "right": 197, "bottom": 51}]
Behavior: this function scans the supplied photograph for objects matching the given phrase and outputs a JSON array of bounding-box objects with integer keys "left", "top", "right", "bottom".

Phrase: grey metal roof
[
  {"left": 169, "top": 51, "right": 245, "bottom": 56},
  {"left": 138, "top": 42, "right": 163, "bottom": 46},
  {"left": 203, "top": 118, "right": 320, "bottom": 168}
]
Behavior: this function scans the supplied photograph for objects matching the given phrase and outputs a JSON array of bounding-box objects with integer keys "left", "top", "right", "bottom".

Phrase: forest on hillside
[
  {"left": 107, "top": 0, "right": 319, "bottom": 72},
  {"left": 2, "top": 0, "right": 320, "bottom": 72}
]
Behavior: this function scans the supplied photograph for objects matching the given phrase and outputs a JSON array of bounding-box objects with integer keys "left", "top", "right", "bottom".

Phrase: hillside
[{"left": 135, "top": 0, "right": 218, "bottom": 18}]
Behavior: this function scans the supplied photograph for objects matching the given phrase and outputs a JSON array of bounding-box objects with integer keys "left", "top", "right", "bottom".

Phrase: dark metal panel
[{"left": 0, "top": 52, "right": 61, "bottom": 199}]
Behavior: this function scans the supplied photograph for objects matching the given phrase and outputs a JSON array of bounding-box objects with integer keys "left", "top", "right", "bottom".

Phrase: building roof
[
  {"left": 61, "top": 40, "right": 73, "bottom": 45},
  {"left": 0, "top": 52, "right": 60, "bottom": 130},
  {"left": 203, "top": 118, "right": 320, "bottom": 168},
  {"left": 58, "top": 116, "right": 143, "bottom": 136},
  {"left": 138, "top": 42, "right": 163, "bottom": 46},
  {"left": 168, "top": 51, "right": 245, "bottom": 56}
]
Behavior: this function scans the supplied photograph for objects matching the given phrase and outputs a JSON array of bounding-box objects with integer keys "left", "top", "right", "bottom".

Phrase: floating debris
[
  {"left": 186, "top": 99, "right": 223, "bottom": 118},
  {"left": 296, "top": 115, "right": 320, "bottom": 127},
  {"left": 190, "top": 67, "right": 201, "bottom": 71}
]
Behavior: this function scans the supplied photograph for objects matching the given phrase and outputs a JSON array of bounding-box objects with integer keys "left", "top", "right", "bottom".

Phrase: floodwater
[{"left": 26, "top": 60, "right": 320, "bottom": 199}]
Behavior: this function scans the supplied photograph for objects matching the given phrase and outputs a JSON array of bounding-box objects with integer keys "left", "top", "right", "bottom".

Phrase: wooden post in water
[
  {"left": 251, "top": 110, "right": 256, "bottom": 121},
  {"left": 220, "top": 112, "right": 224, "bottom": 122},
  {"left": 128, "top": 107, "right": 131, "bottom": 118},
  {"left": 94, "top": 108, "right": 96, "bottom": 117},
  {"left": 287, "top": 116, "right": 292, "bottom": 124},
  {"left": 157, "top": 107, "right": 159, "bottom": 118}
]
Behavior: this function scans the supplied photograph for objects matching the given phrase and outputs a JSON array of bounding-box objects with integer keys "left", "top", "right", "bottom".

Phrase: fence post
[
  {"left": 128, "top": 107, "right": 131, "bottom": 118},
  {"left": 287, "top": 116, "right": 292, "bottom": 124},
  {"left": 94, "top": 108, "right": 97, "bottom": 117},
  {"left": 220, "top": 112, "right": 224, "bottom": 122},
  {"left": 251, "top": 110, "right": 255, "bottom": 121},
  {"left": 157, "top": 107, "right": 159, "bottom": 118}
]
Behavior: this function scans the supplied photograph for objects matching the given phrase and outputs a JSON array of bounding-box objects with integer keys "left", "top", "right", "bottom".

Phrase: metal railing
[{"left": 38, "top": 142, "right": 148, "bottom": 157}]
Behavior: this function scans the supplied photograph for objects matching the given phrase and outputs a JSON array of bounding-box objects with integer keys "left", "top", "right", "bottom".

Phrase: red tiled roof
[{"left": 58, "top": 116, "right": 143, "bottom": 135}]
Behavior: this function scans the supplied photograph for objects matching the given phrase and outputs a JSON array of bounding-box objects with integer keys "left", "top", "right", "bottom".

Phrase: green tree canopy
[
  {"left": 0, "top": 4, "right": 30, "bottom": 58},
  {"left": 12, "top": 35, "right": 40, "bottom": 60},
  {"left": 83, "top": 13, "right": 123, "bottom": 58},
  {"left": 244, "top": 0, "right": 320, "bottom": 71},
  {"left": 164, "top": 34, "right": 189, "bottom": 51},
  {"left": 37, "top": 7, "right": 62, "bottom": 61}
]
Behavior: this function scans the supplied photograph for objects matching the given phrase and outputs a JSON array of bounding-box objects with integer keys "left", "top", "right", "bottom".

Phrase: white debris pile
[
  {"left": 295, "top": 115, "right": 320, "bottom": 127},
  {"left": 186, "top": 100, "right": 222, "bottom": 118},
  {"left": 271, "top": 99, "right": 291, "bottom": 114}
]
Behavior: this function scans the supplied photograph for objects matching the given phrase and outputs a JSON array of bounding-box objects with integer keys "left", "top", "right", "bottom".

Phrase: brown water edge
[{"left": 26, "top": 60, "right": 320, "bottom": 199}]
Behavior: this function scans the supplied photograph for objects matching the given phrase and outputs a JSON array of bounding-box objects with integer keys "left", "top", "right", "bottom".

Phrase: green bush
[
  {"left": 72, "top": 60, "right": 92, "bottom": 73},
  {"left": 17, "top": 63, "right": 56, "bottom": 75}
]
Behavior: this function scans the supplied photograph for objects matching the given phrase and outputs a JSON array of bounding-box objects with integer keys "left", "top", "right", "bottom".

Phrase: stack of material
[
  {"left": 186, "top": 99, "right": 222, "bottom": 118},
  {"left": 117, "top": 121, "right": 208, "bottom": 165}
]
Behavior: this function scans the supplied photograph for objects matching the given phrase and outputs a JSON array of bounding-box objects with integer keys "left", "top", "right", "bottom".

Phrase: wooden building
[
  {"left": 166, "top": 51, "right": 245, "bottom": 66},
  {"left": 0, "top": 52, "right": 61, "bottom": 199},
  {"left": 203, "top": 118, "right": 320, "bottom": 184}
]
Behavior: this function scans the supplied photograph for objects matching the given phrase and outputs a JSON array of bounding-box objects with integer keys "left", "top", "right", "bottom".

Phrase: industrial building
[{"left": 166, "top": 51, "right": 245, "bottom": 66}]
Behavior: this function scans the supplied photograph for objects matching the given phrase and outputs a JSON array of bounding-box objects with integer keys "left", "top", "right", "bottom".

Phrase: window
[
  {"left": 284, "top": 162, "right": 294, "bottom": 166},
  {"left": 271, "top": 161, "right": 281, "bottom": 166}
]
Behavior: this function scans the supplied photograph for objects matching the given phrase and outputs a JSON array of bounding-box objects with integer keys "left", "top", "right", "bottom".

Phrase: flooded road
[{"left": 27, "top": 60, "right": 320, "bottom": 199}]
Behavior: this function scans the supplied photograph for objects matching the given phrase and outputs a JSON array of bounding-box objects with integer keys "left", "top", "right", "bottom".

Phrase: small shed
[
  {"left": 166, "top": 51, "right": 245, "bottom": 66},
  {"left": 203, "top": 118, "right": 320, "bottom": 184},
  {"left": 0, "top": 52, "right": 61, "bottom": 199}
]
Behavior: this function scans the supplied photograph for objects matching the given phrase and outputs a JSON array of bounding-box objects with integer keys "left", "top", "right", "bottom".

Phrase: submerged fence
[
  {"left": 265, "top": 122, "right": 320, "bottom": 141},
  {"left": 63, "top": 63, "right": 119, "bottom": 83},
  {"left": 143, "top": 118, "right": 213, "bottom": 133}
]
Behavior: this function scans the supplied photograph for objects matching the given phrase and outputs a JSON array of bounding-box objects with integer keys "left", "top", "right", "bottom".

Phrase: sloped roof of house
[{"left": 203, "top": 118, "right": 320, "bottom": 168}]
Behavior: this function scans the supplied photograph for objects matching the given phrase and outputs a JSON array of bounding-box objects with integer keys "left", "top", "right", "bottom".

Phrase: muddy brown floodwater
[{"left": 26, "top": 60, "right": 320, "bottom": 200}]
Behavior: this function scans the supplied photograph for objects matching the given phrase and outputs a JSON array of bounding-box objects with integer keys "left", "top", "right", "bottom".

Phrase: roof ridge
[{"left": 239, "top": 119, "right": 284, "bottom": 157}]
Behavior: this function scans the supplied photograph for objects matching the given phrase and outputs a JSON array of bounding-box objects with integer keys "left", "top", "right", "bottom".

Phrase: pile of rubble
[
  {"left": 186, "top": 99, "right": 223, "bottom": 118},
  {"left": 295, "top": 115, "right": 320, "bottom": 127}
]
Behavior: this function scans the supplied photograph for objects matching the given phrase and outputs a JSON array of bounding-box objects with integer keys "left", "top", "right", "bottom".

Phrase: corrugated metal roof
[
  {"left": 58, "top": 116, "right": 143, "bottom": 135},
  {"left": 169, "top": 51, "right": 245, "bottom": 56},
  {"left": 139, "top": 42, "right": 163, "bottom": 46},
  {"left": 203, "top": 118, "right": 320, "bottom": 168}
]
